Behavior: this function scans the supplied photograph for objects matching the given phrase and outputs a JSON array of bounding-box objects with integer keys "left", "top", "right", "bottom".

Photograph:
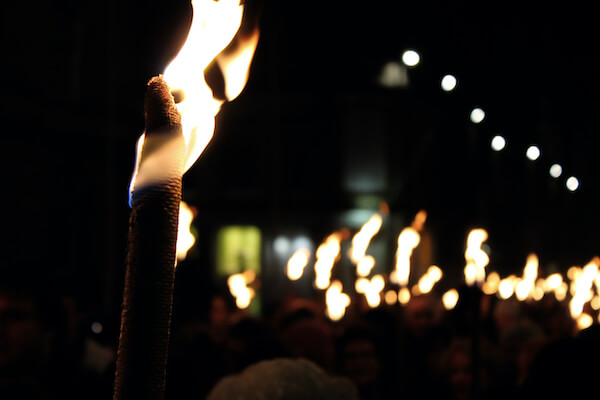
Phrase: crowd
[{"left": 1, "top": 268, "right": 599, "bottom": 399}]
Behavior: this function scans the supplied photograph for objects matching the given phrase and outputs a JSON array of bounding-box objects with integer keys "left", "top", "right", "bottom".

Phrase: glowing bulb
[
  {"left": 91, "top": 322, "right": 103, "bottom": 334},
  {"left": 549, "top": 164, "right": 562, "bottom": 178},
  {"left": 491, "top": 135, "right": 506, "bottom": 151},
  {"left": 402, "top": 50, "right": 420, "bottom": 67},
  {"left": 526, "top": 145, "right": 540, "bottom": 161},
  {"left": 566, "top": 176, "right": 579, "bottom": 191},
  {"left": 470, "top": 108, "right": 485, "bottom": 124},
  {"left": 441, "top": 74, "right": 457, "bottom": 91}
]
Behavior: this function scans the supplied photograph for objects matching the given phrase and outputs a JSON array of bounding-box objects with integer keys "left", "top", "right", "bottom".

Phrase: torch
[
  {"left": 113, "top": 76, "right": 184, "bottom": 400},
  {"left": 113, "top": 0, "right": 260, "bottom": 398}
]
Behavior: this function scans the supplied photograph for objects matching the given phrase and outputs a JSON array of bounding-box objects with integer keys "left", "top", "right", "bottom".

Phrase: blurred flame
[
  {"left": 498, "top": 275, "right": 518, "bottom": 300},
  {"left": 569, "top": 257, "right": 599, "bottom": 318},
  {"left": 464, "top": 229, "right": 489, "bottom": 286},
  {"left": 411, "top": 209, "right": 427, "bottom": 231},
  {"left": 384, "top": 290, "right": 398, "bottom": 305},
  {"left": 176, "top": 201, "right": 196, "bottom": 262},
  {"left": 482, "top": 271, "right": 500, "bottom": 295},
  {"left": 326, "top": 280, "right": 351, "bottom": 321},
  {"left": 355, "top": 275, "right": 385, "bottom": 308},
  {"left": 314, "top": 230, "right": 347, "bottom": 290},
  {"left": 286, "top": 248, "right": 310, "bottom": 281},
  {"left": 515, "top": 253, "right": 539, "bottom": 301},
  {"left": 398, "top": 287, "right": 411, "bottom": 305},
  {"left": 392, "top": 227, "right": 420, "bottom": 286},
  {"left": 576, "top": 313, "right": 593, "bottom": 331},
  {"left": 356, "top": 255, "right": 376, "bottom": 278},
  {"left": 227, "top": 270, "right": 256, "bottom": 309},
  {"left": 349, "top": 214, "right": 382, "bottom": 264},
  {"left": 442, "top": 289, "right": 459, "bottom": 310},
  {"left": 415, "top": 265, "right": 443, "bottom": 295}
]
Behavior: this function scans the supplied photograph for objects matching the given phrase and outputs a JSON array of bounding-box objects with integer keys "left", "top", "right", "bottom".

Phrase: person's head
[
  {"left": 405, "top": 294, "right": 436, "bottom": 338},
  {"left": 208, "top": 358, "right": 358, "bottom": 400},
  {"left": 338, "top": 324, "right": 382, "bottom": 387},
  {"left": 438, "top": 339, "right": 473, "bottom": 400},
  {"left": 0, "top": 274, "right": 61, "bottom": 375}
]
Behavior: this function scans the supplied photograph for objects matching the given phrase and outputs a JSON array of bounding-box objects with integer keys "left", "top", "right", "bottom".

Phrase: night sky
[{"left": 2, "top": 0, "right": 599, "bottom": 322}]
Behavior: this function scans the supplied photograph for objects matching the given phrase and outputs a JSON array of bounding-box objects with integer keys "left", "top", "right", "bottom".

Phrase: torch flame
[
  {"left": 176, "top": 201, "right": 196, "bottom": 262},
  {"left": 464, "top": 229, "right": 489, "bottom": 286},
  {"left": 325, "top": 280, "right": 351, "bottom": 321},
  {"left": 314, "top": 230, "right": 347, "bottom": 290},
  {"left": 515, "top": 253, "right": 539, "bottom": 301},
  {"left": 392, "top": 227, "right": 420, "bottom": 286},
  {"left": 355, "top": 274, "right": 385, "bottom": 308},
  {"left": 130, "top": 0, "right": 258, "bottom": 193},
  {"left": 349, "top": 214, "right": 383, "bottom": 264},
  {"left": 163, "top": 0, "right": 259, "bottom": 173},
  {"left": 286, "top": 248, "right": 311, "bottom": 281},
  {"left": 227, "top": 269, "right": 256, "bottom": 309}
]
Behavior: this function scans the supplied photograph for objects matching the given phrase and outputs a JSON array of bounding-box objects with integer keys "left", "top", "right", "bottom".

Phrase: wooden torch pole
[{"left": 113, "top": 76, "right": 184, "bottom": 400}]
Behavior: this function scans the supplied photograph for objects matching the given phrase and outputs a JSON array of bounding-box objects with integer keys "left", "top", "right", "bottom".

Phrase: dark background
[{"left": 2, "top": 0, "right": 598, "bottom": 336}]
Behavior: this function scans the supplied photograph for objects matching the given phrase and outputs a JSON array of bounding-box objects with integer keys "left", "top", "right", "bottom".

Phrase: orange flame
[
  {"left": 391, "top": 227, "right": 420, "bottom": 286},
  {"left": 163, "top": 0, "right": 259, "bottom": 173},
  {"left": 227, "top": 269, "right": 256, "bottom": 309},
  {"left": 325, "top": 280, "right": 351, "bottom": 321},
  {"left": 176, "top": 201, "right": 196, "bottom": 262},
  {"left": 286, "top": 248, "right": 311, "bottom": 281},
  {"left": 349, "top": 214, "right": 383, "bottom": 265},
  {"left": 464, "top": 229, "right": 489, "bottom": 286},
  {"left": 355, "top": 275, "right": 385, "bottom": 308},
  {"left": 314, "top": 230, "right": 347, "bottom": 290}
]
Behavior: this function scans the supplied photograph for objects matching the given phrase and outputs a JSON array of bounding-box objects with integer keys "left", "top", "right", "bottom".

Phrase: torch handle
[{"left": 114, "top": 180, "right": 181, "bottom": 400}]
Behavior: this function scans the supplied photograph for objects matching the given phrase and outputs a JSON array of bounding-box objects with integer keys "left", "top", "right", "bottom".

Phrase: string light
[
  {"left": 402, "top": 50, "right": 420, "bottom": 67},
  {"left": 470, "top": 107, "right": 485, "bottom": 123},
  {"left": 566, "top": 176, "right": 580, "bottom": 191},
  {"left": 441, "top": 74, "right": 457, "bottom": 91},
  {"left": 491, "top": 135, "right": 506, "bottom": 151},
  {"left": 526, "top": 145, "right": 540, "bottom": 161},
  {"left": 549, "top": 164, "right": 562, "bottom": 178}
]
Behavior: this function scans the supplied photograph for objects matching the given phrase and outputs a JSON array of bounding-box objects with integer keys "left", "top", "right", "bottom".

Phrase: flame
[
  {"left": 576, "top": 313, "right": 593, "bottom": 331},
  {"left": 498, "top": 275, "right": 518, "bottom": 299},
  {"left": 286, "top": 248, "right": 311, "bottom": 281},
  {"left": 442, "top": 289, "right": 459, "bottom": 310},
  {"left": 391, "top": 227, "right": 420, "bottom": 286},
  {"left": 384, "top": 290, "right": 398, "bottom": 305},
  {"left": 349, "top": 214, "right": 382, "bottom": 264},
  {"left": 227, "top": 269, "right": 256, "bottom": 309},
  {"left": 569, "top": 257, "right": 599, "bottom": 318},
  {"left": 398, "top": 287, "right": 411, "bottom": 305},
  {"left": 411, "top": 209, "right": 427, "bottom": 231},
  {"left": 415, "top": 265, "right": 443, "bottom": 295},
  {"left": 482, "top": 271, "right": 500, "bottom": 295},
  {"left": 314, "top": 230, "right": 347, "bottom": 290},
  {"left": 130, "top": 0, "right": 259, "bottom": 197},
  {"left": 464, "top": 229, "right": 489, "bottom": 286},
  {"left": 163, "top": 0, "right": 259, "bottom": 173},
  {"left": 515, "top": 253, "right": 539, "bottom": 301},
  {"left": 356, "top": 255, "right": 376, "bottom": 278},
  {"left": 176, "top": 201, "right": 196, "bottom": 262},
  {"left": 325, "top": 280, "right": 351, "bottom": 321},
  {"left": 355, "top": 275, "right": 385, "bottom": 308}
]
